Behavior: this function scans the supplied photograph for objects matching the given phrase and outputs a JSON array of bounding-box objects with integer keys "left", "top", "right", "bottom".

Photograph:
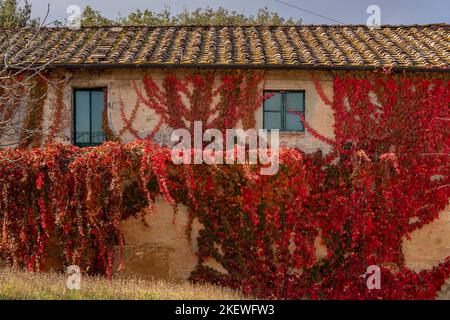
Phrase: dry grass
[{"left": 0, "top": 268, "right": 246, "bottom": 300}]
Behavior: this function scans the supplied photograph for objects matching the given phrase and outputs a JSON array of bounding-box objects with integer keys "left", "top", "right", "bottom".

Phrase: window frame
[
  {"left": 263, "top": 90, "right": 306, "bottom": 132},
  {"left": 73, "top": 88, "right": 107, "bottom": 147}
]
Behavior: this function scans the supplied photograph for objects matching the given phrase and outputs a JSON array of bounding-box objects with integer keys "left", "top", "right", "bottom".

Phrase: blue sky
[{"left": 29, "top": 0, "right": 449, "bottom": 25}]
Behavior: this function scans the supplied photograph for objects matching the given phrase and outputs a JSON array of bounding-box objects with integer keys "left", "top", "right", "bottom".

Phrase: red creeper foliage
[{"left": 0, "top": 73, "right": 448, "bottom": 299}]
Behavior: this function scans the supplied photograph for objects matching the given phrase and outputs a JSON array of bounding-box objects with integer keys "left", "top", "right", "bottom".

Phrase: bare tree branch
[{"left": 0, "top": 4, "right": 59, "bottom": 149}]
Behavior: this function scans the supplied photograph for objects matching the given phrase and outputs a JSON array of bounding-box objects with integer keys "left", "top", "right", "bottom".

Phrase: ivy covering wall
[{"left": 0, "top": 72, "right": 449, "bottom": 299}]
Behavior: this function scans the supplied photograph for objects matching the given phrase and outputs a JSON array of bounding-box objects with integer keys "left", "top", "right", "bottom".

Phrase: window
[
  {"left": 74, "top": 89, "right": 106, "bottom": 147},
  {"left": 263, "top": 90, "right": 305, "bottom": 132}
]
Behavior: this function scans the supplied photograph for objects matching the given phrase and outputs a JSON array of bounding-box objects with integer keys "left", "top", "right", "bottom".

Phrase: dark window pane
[
  {"left": 262, "top": 91, "right": 306, "bottom": 132},
  {"left": 264, "top": 92, "right": 282, "bottom": 111},
  {"left": 75, "top": 89, "right": 106, "bottom": 147},
  {"left": 264, "top": 112, "right": 282, "bottom": 130},
  {"left": 91, "top": 91, "right": 106, "bottom": 144},
  {"left": 75, "top": 91, "right": 90, "bottom": 144},
  {"left": 286, "top": 92, "right": 304, "bottom": 112},
  {"left": 285, "top": 112, "right": 304, "bottom": 131}
]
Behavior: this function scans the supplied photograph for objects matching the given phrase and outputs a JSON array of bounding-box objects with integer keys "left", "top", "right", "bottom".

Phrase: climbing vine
[
  {"left": 0, "top": 72, "right": 449, "bottom": 300},
  {"left": 0, "top": 74, "right": 27, "bottom": 142},
  {"left": 45, "top": 80, "right": 66, "bottom": 145},
  {"left": 118, "top": 70, "right": 267, "bottom": 139},
  {"left": 102, "top": 87, "right": 117, "bottom": 142},
  {"left": 19, "top": 76, "right": 48, "bottom": 149}
]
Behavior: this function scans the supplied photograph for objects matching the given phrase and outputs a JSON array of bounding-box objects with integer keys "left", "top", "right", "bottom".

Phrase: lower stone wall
[
  {"left": 437, "top": 280, "right": 450, "bottom": 299},
  {"left": 117, "top": 198, "right": 450, "bottom": 283},
  {"left": 402, "top": 208, "right": 450, "bottom": 271},
  {"left": 39, "top": 197, "right": 449, "bottom": 297},
  {"left": 402, "top": 207, "right": 450, "bottom": 299},
  {"left": 116, "top": 196, "right": 198, "bottom": 281}
]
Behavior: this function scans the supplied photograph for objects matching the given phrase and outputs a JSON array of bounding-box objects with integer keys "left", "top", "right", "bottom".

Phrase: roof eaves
[{"left": 18, "top": 63, "right": 449, "bottom": 73}]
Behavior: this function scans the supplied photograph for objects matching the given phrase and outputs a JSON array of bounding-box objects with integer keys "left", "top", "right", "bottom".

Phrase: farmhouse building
[{"left": 1, "top": 24, "right": 449, "bottom": 282}]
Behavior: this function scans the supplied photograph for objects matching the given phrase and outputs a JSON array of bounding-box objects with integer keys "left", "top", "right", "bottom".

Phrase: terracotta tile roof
[{"left": 1, "top": 24, "right": 448, "bottom": 70}]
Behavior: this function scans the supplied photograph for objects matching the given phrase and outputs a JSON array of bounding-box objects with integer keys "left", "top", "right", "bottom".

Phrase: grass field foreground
[{"left": 0, "top": 268, "right": 246, "bottom": 300}]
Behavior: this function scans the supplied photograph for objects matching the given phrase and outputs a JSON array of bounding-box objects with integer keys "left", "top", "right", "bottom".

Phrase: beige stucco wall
[
  {"left": 42, "top": 68, "right": 334, "bottom": 154},
  {"left": 116, "top": 196, "right": 197, "bottom": 281},
  {"left": 35, "top": 68, "right": 449, "bottom": 286}
]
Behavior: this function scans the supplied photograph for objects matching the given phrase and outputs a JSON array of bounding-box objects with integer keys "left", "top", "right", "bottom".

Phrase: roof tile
[{"left": 1, "top": 24, "right": 448, "bottom": 70}]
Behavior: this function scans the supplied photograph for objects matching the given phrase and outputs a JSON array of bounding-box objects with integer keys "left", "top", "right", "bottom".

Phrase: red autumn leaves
[{"left": 0, "top": 73, "right": 448, "bottom": 299}]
